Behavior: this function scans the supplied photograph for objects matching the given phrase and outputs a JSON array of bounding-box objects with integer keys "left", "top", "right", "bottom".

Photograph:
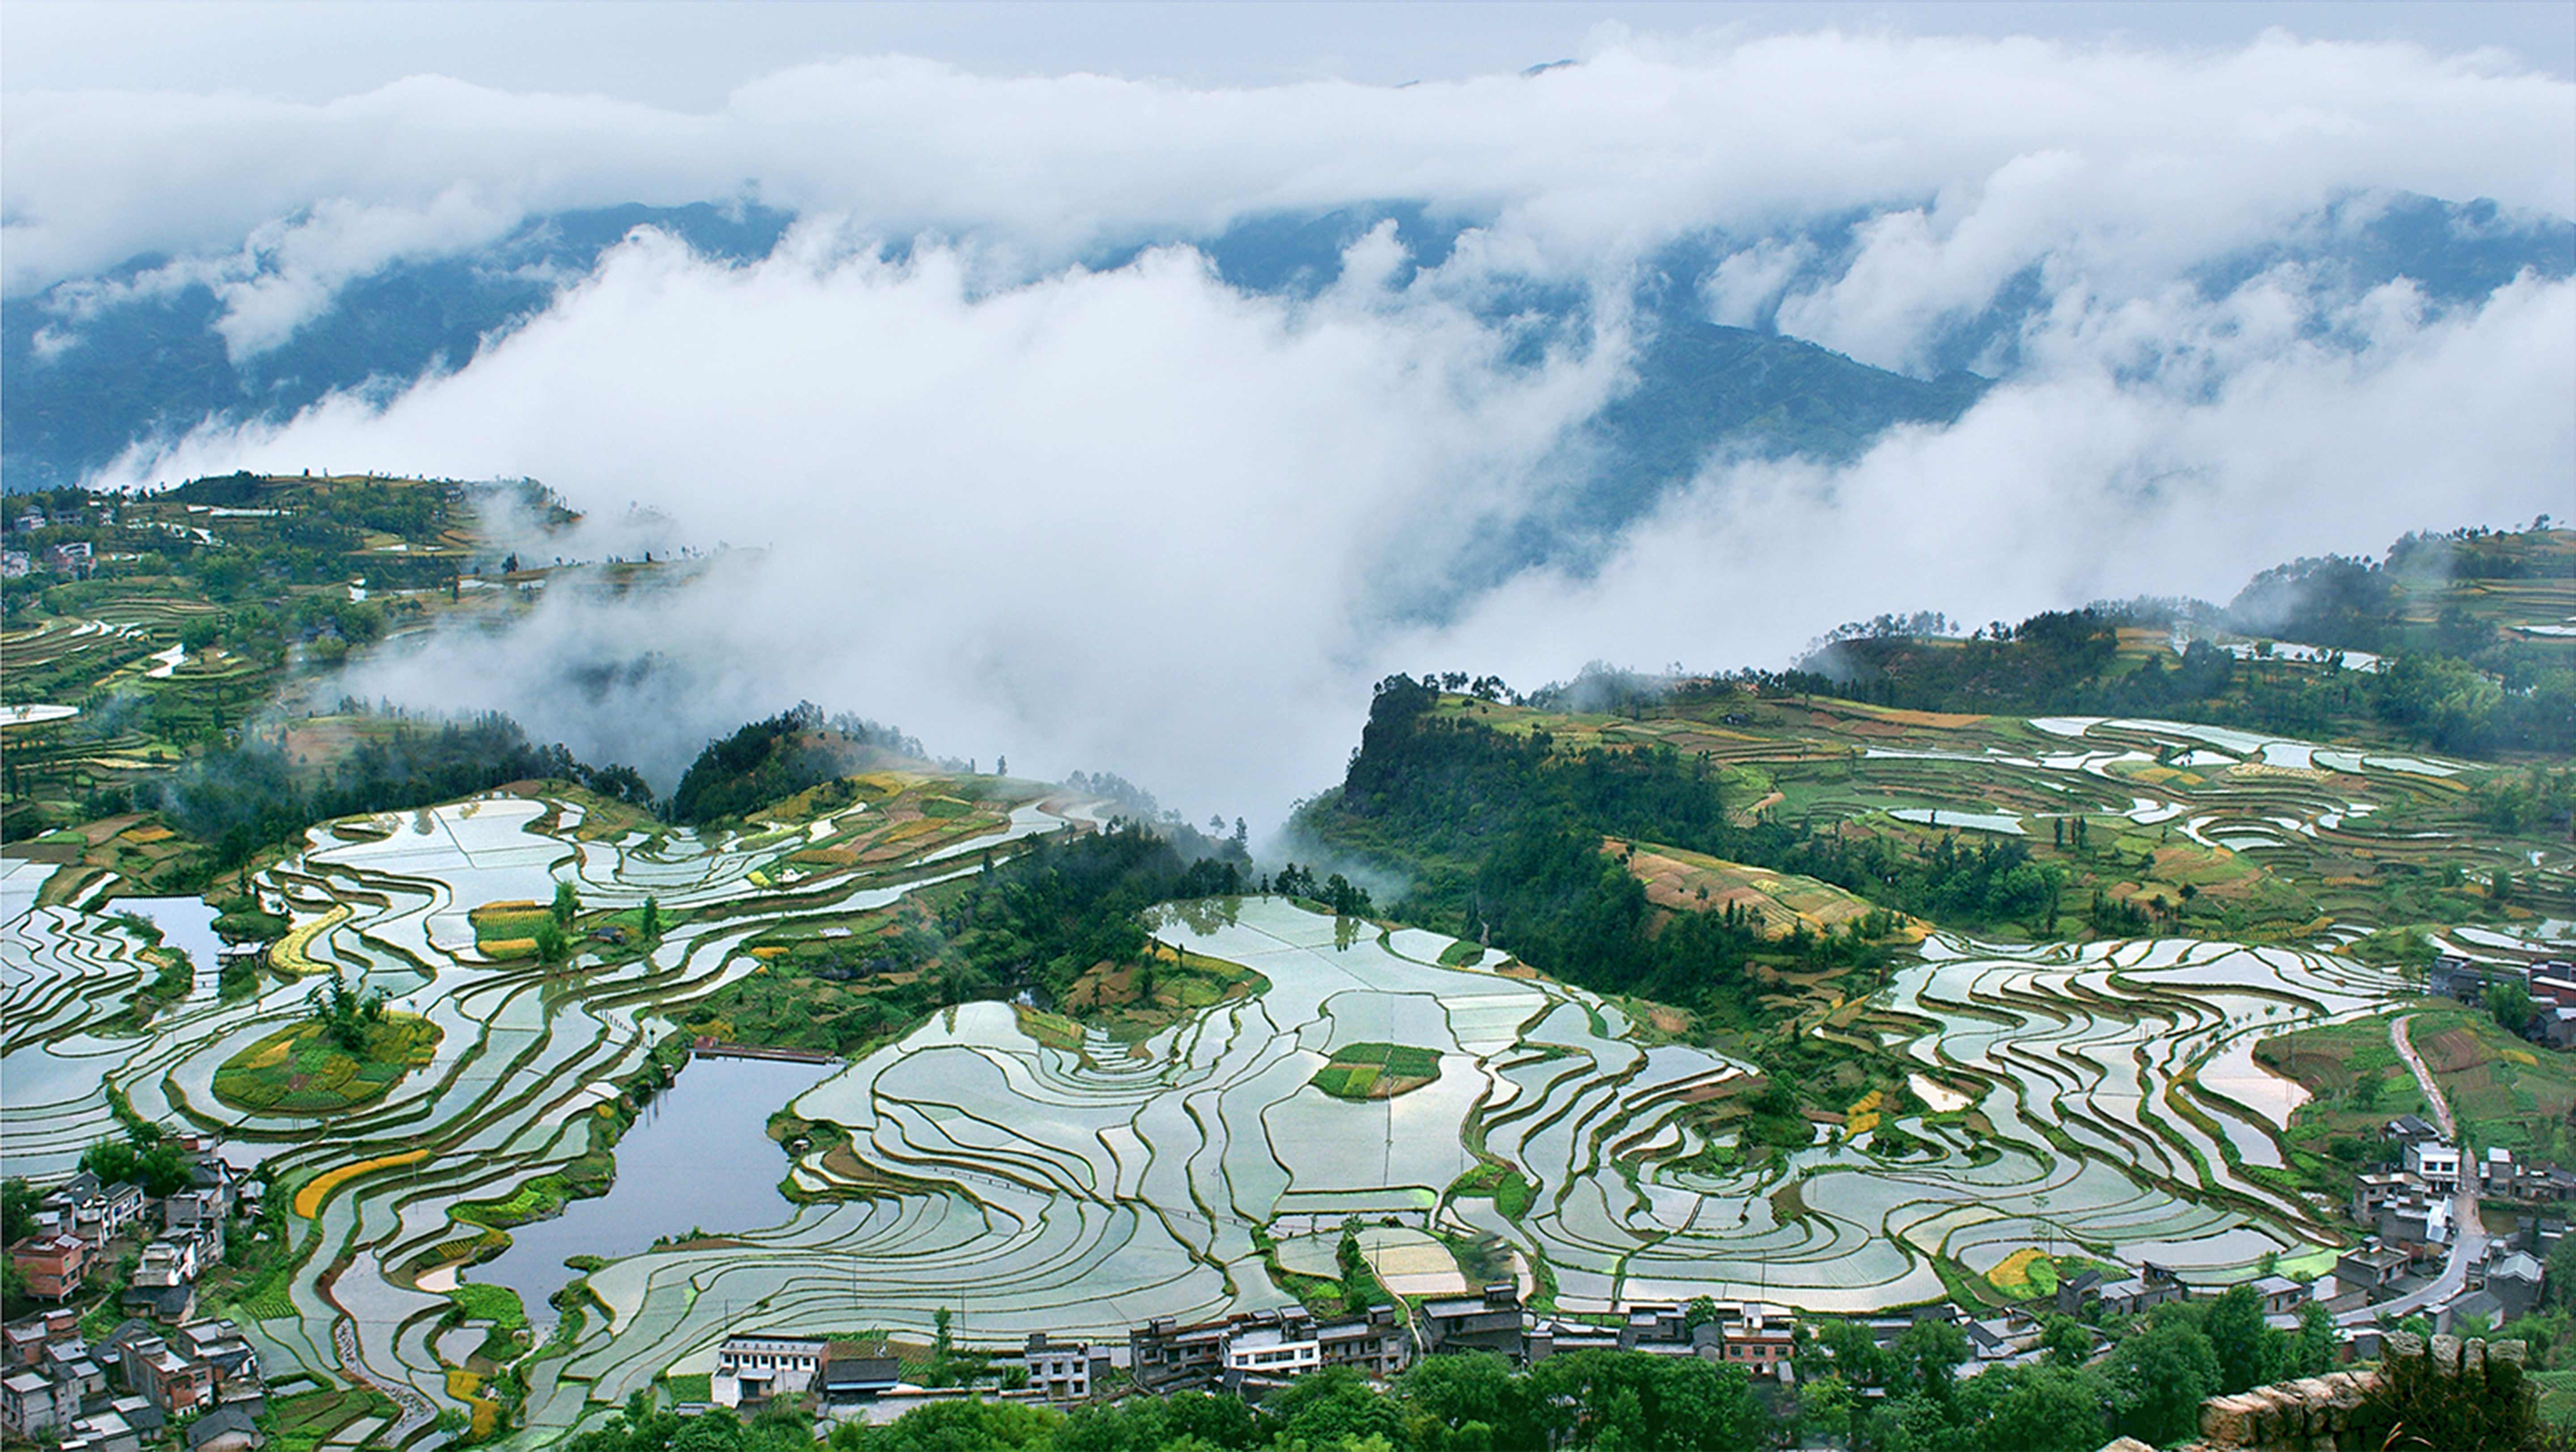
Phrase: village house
[
  {"left": 2098, "top": 1267, "right": 2188, "bottom": 1317},
  {"left": 1221, "top": 1317, "right": 1322, "bottom": 1384},
  {"left": 1020, "top": 1333, "right": 1111, "bottom": 1401},
  {"left": 2250, "top": 1274, "right": 2308, "bottom": 1317},
  {"left": 1418, "top": 1282, "right": 1529, "bottom": 1361},
  {"left": 2054, "top": 1268, "right": 2105, "bottom": 1316},
  {"left": 2487, "top": 1249, "right": 2546, "bottom": 1320},
  {"left": 185, "top": 1404, "right": 265, "bottom": 1452},
  {"left": 711, "top": 1333, "right": 824, "bottom": 1406},
  {"left": 2406, "top": 1140, "right": 2462, "bottom": 1191},
  {"left": 1314, "top": 1305, "right": 1411, "bottom": 1378},
  {"left": 170, "top": 1319, "right": 262, "bottom": 1399},
  {"left": 1529, "top": 1318, "right": 1623, "bottom": 1358},
  {"left": 2430, "top": 956, "right": 2521, "bottom": 1003},
  {"left": 119, "top": 1334, "right": 215, "bottom": 1414},
  {"left": 2378, "top": 1193, "right": 2453, "bottom": 1253},
  {"left": 2334, "top": 1242, "right": 2413, "bottom": 1300},
  {"left": 9, "top": 1233, "right": 90, "bottom": 1300},
  {"left": 2544, "top": 1008, "right": 2576, "bottom": 1052},
  {"left": 5, "top": 1308, "right": 83, "bottom": 1367},
  {"left": 2, "top": 1367, "right": 80, "bottom": 1439},
  {"left": 1131, "top": 1302, "right": 1414, "bottom": 1394},
  {"left": 1131, "top": 1316, "right": 1231, "bottom": 1393},
  {"left": 1717, "top": 1303, "right": 1798, "bottom": 1377},
  {"left": 55, "top": 1405, "right": 144, "bottom": 1452},
  {"left": 815, "top": 1341, "right": 903, "bottom": 1403},
  {"left": 122, "top": 1236, "right": 207, "bottom": 1323}
]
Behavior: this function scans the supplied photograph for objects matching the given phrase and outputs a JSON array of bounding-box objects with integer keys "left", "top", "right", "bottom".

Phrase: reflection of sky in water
[{"left": 471, "top": 1054, "right": 832, "bottom": 1322}]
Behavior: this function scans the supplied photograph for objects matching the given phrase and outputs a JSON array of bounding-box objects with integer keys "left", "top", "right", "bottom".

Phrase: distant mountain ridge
[
  {"left": 4, "top": 191, "right": 2566, "bottom": 519},
  {"left": 0, "top": 202, "right": 793, "bottom": 492}
]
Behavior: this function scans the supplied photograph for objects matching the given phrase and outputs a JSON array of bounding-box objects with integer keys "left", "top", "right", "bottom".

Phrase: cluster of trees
[
  {"left": 1310, "top": 675, "right": 2062, "bottom": 1015},
  {"left": 305, "top": 967, "right": 391, "bottom": 1052},
  {"left": 1780, "top": 535, "right": 2575, "bottom": 757},
  {"left": 77, "top": 1119, "right": 197, "bottom": 1198},
  {"left": 1802, "top": 1287, "right": 2342, "bottom": 1451},
  {"left": 2473, "top": 766, "right": 2576, "bottom": 837},
  {"left": 160, "top": 710, "right": 647, "bottom": 869},
  {"left": 1269, "top": 863, "right": 1375, "bottom": 917},
  {"left": 928, "top": 820, "right": 1254, "bottom": 1008},
  {"left": 668, "top": 703, "right": 923, "bottom": 825},
  {"left": 567, "top": 1350, "right": 1766, "bottom": 1452}
]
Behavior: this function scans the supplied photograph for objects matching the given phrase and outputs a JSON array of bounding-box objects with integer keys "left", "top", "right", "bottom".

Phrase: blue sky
[{"left": 7, "top": 1, "right": 2570, "bottom": 102}]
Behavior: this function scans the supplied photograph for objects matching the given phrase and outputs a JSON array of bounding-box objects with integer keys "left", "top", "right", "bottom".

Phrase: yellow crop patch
[
  {"left": 293, "top": 1148, "right": 432, "bottom": 1219},
  {"left": 270, "top": 905, "right": 352, "bottom": 976}
]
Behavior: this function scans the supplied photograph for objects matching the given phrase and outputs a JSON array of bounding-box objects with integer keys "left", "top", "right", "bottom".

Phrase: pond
[
  {"left": 466, "top": 1053, "right": 835, "bottom": 1322},
  {"left": 112, "top": 896, "right": 227, "bottom": 983}
]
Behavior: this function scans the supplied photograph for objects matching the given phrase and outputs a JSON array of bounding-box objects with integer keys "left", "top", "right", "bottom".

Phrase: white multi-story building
[
  {"left": 711, "top": 1335, "right": 825, "bottom": 1407},
  {"left": 2408, "top": 1140, "right": 2462, "bottom": 1191},
  {"left": 1020, "top": 1334, "right": 1111, "bottom": 1401},
  {"left": 1223, "top": 1324, "right": 1322, "bottom": 1378}
]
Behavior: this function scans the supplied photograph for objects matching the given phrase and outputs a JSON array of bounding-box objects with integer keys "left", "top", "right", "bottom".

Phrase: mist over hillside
[{"left": 5, "top": 30, "right": 2572, "bottom": 830}]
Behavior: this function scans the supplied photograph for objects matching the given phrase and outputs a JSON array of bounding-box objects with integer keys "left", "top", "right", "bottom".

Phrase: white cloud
[
  {"left": 92, "top": 218, "right": 2574, "bottom": 825},
  {"left": 8, "top": 30, "right": 2569, "bottom": 325},
  {"left": 1405, "top": 270, "right": 2576, "bottom": 683},
  {"left": 38, "top": 188, "right": 519, "bottom": 361},
  {"left": 26, "top": 26, "right": 2576, "bottom": 821},
  {"left": 97, "top": 225, "right": 1625, "bottom": 821}
]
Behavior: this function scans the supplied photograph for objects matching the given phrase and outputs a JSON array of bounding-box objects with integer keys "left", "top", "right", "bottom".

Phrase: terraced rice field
[
  {"left": 1, "top": 787, "right": 1089, "bottom": 1444},
  {"left": 1433, "top": 698, "right": 2575, "bottom": 936},
  {"left": 1, "top": 778, "right": 2410, "bottom": 1444}
]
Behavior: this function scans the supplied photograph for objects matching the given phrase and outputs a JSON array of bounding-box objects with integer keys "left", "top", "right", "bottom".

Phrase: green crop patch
[
  {"left": 211, "top": 1014, "right": 441, "bottom": 1114},
  {"left": 1312, "top": 1041, "right": 1441, "bottom": 1100}
]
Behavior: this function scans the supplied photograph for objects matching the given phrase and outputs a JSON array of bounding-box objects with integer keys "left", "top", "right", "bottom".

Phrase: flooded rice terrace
[{"left": 0, "top": 778, "right": 2411, "bottom": 1439}]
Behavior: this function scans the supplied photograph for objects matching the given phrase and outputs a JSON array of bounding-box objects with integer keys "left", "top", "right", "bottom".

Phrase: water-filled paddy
[
  {"left": 0, "top": 782, "right": 2415, "bottom": 1441},
  {"left": 470, "top": 1054, "right": 833, "bottom": 1322}
]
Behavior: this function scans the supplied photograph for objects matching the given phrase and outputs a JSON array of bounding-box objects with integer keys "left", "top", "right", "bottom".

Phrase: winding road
[{"left": 2336, "top": 1013, "right": 2487, "bottom": 1325}]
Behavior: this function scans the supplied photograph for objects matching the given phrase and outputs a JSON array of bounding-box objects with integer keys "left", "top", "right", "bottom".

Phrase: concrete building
[
  {"left": 816, "top": 1342, "right": 903, "bottom": 1402},
  {"left": 185, "top": 1404, "right": 263, "bottom": 1452},
  {"left": 1021, "top": 1333, "right": 1111, "bottom": 1401},
  {"left": 1314, "top": 1305, "right": 1410, "bottom": 1378},
  {"left": 2335, "top": 1243, "right": 2412, "bottom": 1299},
  {"left": 2352, "top": 1172, "right": 2415, "bottom": 1223},
  {"left": 2488, "top": 1251, "right": 2545, "bottom": 1320},
  {"left": 9, "top": 1234, "right": 89, "bottom": 1300},
  {"left": 2250, "top": 1275, "right": 2308, "bottom": 1317},
  {"left": 1418, "top": 1283, "right": 1528, "bottom": 1360},
  {"left": 120, "top": 1336, "right": 215, "bottom": 1415},
  {"left": 5, "top": 1309, "right": 83, "bottom": 1367},
  {"left": 1718, "top": 1304, "right": 1798, "bottom": 1378},
  {"left": 2, "top": 1368, "right": 79, "bottom": 1438},
  {"left": 711, "top": 1334, "right": 824, "bottom": 1406},
  {"left": 1223, "top": 1321, "right": 1322, "bottom": 1381},
  {"left": 2407, "top": 1141, "right": 2462, "bottom": 1192},
  {"left": 1131, "top": 1317, "right": 1231, "bottom": 1393}
]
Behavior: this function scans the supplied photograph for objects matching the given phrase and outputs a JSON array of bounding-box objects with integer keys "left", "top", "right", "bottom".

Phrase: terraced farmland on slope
[{"left": 0, "top": 760, "right": 2442, "bottom": 1445}]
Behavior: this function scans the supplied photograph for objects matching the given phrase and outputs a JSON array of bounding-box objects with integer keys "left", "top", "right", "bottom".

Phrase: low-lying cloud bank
[
  {"left": 95, "top": 217, "right": 2576, "bottom": 828},
  {"left": 26, "top": 27, "right": 2574, "bottom": 823},
  {"left": 10, "top": 29, "right": 2572, "bottom": 317}
]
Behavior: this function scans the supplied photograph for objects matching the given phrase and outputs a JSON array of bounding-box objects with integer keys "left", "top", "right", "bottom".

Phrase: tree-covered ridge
[
  {"left": 157, "top": 708, "right": 648, "bottom": 871},
  {"left": 667, "top": 703, "right": 926, "bottom": 825},
  {"left": 1312, "top": 674, "right": 1979, "bottom": 1016},
  {"left": 1793, "top": 526, "right": 2574, "bottom": 756},
  {"left": 933, "top": 817, "right": 1252, "bottom": 1007}
]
